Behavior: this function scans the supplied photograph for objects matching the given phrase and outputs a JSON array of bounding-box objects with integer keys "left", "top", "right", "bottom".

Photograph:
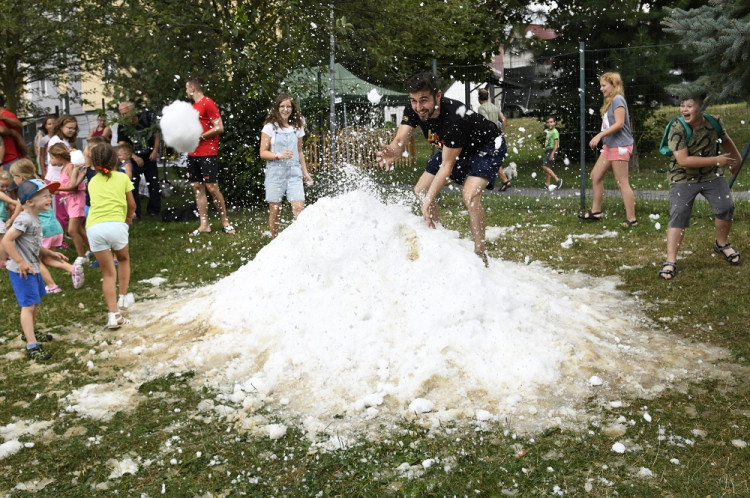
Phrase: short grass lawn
[{"left": 0, "top": 167, "right": 747, "bottom": 495}]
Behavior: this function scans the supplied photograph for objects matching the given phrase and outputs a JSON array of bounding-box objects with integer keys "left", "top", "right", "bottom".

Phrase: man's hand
[
  {"left": 421, "top": 197, "right": 436, "bottom": 229},
  {"left": 376, "top": 142, "right": 397, "bottom": 170}
]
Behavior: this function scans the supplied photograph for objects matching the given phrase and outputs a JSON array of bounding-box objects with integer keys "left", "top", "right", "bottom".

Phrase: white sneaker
[
  {"left": 117, "top": 293, "right": 135, "bottom": 309},
  {"left": 73, "top": 256, "right": 88, "bottom": 266},
  {"left": 107, "top": 312, "right": 130, "bottom": 329}
]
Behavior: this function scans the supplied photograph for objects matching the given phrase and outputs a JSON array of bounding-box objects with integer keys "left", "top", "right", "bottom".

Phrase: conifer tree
[{"left": 662, "top": 0, "right": 750, "bottom": 100}]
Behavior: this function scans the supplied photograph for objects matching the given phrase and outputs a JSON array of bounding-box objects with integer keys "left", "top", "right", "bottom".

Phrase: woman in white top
[
  {"left": 45, "top": 115, "right": 79, "bottom": 182},
  {"left": 259, "top": 93, "right": 313, "bottom": 239}
]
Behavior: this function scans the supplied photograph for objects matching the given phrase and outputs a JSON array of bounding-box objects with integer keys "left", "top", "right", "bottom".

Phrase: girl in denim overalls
[{"left": 260, "top": 94, "right": 313, "bottom": 238}]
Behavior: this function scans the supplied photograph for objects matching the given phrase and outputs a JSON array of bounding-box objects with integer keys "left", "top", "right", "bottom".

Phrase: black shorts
[
  {"left": 425, "top": 140, "right": 504, "bottom": 190},
  {"left": 187, "top": 155, "right": 219, "bottom": 183}
]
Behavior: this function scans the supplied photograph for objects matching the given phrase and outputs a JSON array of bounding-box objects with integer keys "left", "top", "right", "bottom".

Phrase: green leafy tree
[
  {"left": 0, "top": 0, "right": 102, "bottom": 114},
  {"left": 662, "top": 0, "right": 750, "bottom": 100},
  {"left": 320, "top": 0, "right": 529, "bottom": 90}
]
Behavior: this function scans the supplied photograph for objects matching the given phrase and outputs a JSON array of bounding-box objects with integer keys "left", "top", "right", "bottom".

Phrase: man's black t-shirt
[
  {"left": 401, "top": 97, "right": 500, "bottom": 158},
  {"left": 116, "top": 111, "right": 157, "bottom": 157}
]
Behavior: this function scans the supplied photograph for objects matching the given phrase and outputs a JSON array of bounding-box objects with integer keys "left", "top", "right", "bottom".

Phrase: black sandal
[
  {"left": 578, "top": 210, "right": 602, "bottom": 221},
  {"left": 658, "top": 261, "right": 677, "bottom": 280},
  {"left": 621, "top": 219, "right": 638, "bottom": 228},
  {"left": 499, "top": 181, "right": 511, "bottom": 192},
  {"left": 714, "top": 241, "right": 741, "bottom": 265}
]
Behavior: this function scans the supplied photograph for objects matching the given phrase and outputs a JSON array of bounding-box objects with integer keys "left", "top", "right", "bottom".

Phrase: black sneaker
[
  {"left": 555, "top": 178, "right": 563, "bottom": 189},
  {"left": 26, "top": 344, "right": 52, "bottom": 361},
  {"left": 20, "top": 330, "right": 53, "bottom": 343}
]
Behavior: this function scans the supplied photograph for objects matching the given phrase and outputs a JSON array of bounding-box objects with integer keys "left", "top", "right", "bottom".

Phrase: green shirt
[
  {"left": 667, "top": 116, "right": 725, "bottom": 184},
  {"left": 86, "top": 171, "right": 134, "bottom": 227},
  {"left": 545, "top": 128, "right": 559, "bottom": 150}
]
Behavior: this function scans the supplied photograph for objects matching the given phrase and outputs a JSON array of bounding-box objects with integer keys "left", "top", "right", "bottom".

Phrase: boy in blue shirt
[{"left": 2, "top": 179, "right": 67, "bottom": 360}]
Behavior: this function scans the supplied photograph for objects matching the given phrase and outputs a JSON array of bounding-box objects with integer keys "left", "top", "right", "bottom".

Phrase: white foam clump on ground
[
  {"left": 64, "top": 384, "right": 139, "bottom": 421},
  {"left": 160, "top": 100, "right": 202, "bottom": 153},
  {"left": 0, "top": 440, "right": 23, "bottom": 460},
  {"left": 108, "top": 456, "right": 139, "bottom": 479},
  {"left": 103, "top": 188, "right": 725, "bottom": 443},
  {"left": 612, "top": 442, "right": 626, "bottom": 454}
]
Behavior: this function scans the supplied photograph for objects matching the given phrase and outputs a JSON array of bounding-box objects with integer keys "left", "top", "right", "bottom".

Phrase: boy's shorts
[
  {"left": 425, "top": 140, "right": 503, "bottom": 189},
  {"left": 601, "top": 144, "right": 633, "bottom": 161},
  {"left": 187, "top": 155, "right": 219, "bottom": 183},
  {"left": 8, "top": 271, "right": 46, "bottom": 307},
  {"left": 668, "top": 177, "right": 734, "bottom": 229},
  {"left": 265, "top": 163, "right": 305, "bottom": 203},
  {"left": 544, "top": 149, "right": 556, "bottom": 168},
  {"left": 86, "top": 222, "right": 130, "bottom": 252}
]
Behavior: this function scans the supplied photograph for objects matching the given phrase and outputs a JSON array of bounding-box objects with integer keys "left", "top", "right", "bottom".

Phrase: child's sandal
[
  {"left": 578, "top": 210, "right": 602, "bottom": 221},
  {"left": 714, "top": 241, "right": 741, "bottom": 265},
  {"left": 658, "top": 261, "right": 677, "bottom": 280}
]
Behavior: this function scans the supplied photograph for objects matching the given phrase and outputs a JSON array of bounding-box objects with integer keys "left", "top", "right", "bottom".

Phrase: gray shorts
[
  {"left": 668, "top": 177, "right": 734, "bottom": 229},
  {"left": 544, "top": 149, "right": 556, "bottom": 168}
]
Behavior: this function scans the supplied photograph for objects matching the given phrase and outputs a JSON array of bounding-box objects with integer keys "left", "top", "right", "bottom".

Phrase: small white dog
[{"left": 503, "top": 162, "right": 518, "bottom": 180}]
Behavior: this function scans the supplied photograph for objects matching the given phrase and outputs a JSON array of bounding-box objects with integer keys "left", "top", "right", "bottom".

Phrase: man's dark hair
[
  {"left": 478, "top": 89, "right": 490, "bottom": 102},
  {"left": 407, "top": 73, "right": 440, "bottom": 96},
  {"left": 186, "top": 77, "right": 204, "bottom": 91}
]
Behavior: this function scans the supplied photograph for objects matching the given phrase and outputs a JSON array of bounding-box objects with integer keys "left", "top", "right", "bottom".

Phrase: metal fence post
[{"left": 579, "top": 42, "right": 586, "bottom": 211}]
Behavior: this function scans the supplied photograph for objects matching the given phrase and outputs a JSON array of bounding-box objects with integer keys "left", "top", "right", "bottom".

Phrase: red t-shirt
[
  {"left": 1, "top": 109, "right": 20, "bottom": 163},
  {"left": 189, "top": 96, "right": 221, "bottom": 157}
]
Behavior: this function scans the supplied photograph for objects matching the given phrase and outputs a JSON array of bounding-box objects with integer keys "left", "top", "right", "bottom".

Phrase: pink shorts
[
  {"left": 43, "top": 234, "right": 64, "bottom": 249},
  {"left": 601, "top": 144, "right": 633, "bottom": 161},
  {"left": 62, "top": 191, "right": 86, "bottom": 219}
]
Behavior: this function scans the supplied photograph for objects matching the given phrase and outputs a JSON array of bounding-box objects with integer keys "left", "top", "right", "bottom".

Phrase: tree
[
  {"left": 318, "top": 0, "right": 529, "bottom": 90},
  {"left": 0, "top": 0, "right": 98, "bottom": 113},
  {"left": 662, "top": 0, "right": 750, "bottom": 100}
]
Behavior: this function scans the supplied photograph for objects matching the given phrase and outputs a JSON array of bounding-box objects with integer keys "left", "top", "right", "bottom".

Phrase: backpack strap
[
  {"left": 703, "top": 113, "right": 723, "bottom": 137},
  {"left": 659, "top": 117, "right": 690, "bottom": 156}
]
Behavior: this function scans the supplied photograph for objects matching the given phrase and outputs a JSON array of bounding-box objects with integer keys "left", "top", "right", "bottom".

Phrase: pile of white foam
[{"left": 90, "top": 185, "right": 725, "bottom": 445}]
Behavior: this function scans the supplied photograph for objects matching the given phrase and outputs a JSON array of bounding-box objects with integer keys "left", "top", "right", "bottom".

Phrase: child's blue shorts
[{"left": 8, "top": 271, "right": 46, "bottom": 307}]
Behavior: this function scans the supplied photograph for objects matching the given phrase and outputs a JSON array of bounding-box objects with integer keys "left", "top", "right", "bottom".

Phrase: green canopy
[{"left": 285, "top": 64, "right": 408, "bottom": 106}]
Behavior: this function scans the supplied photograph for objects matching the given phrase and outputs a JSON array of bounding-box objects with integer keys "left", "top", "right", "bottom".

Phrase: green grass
[{"left": 1, "top": 169, "right": 748, "bottom": 495}]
